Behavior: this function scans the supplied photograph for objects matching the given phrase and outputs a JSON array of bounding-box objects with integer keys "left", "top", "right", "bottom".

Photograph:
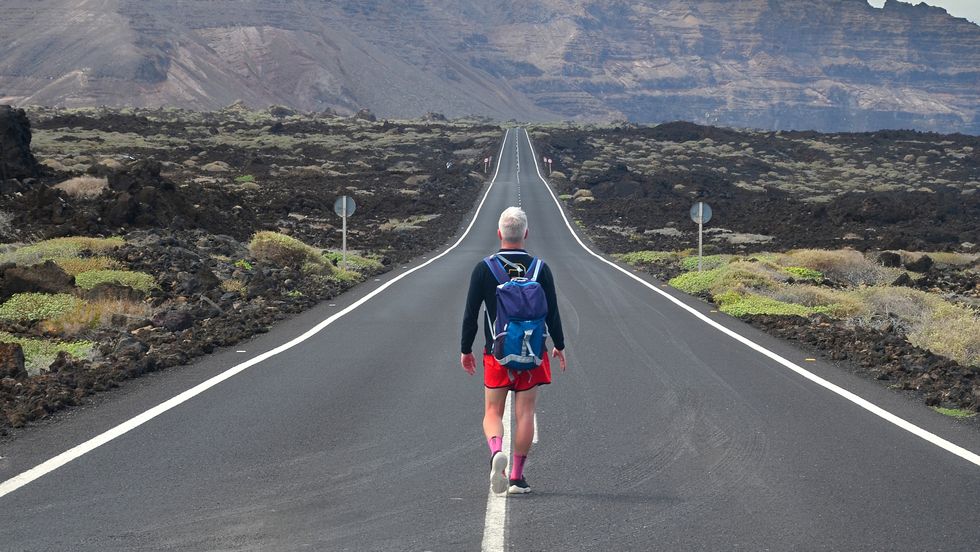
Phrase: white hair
[{"left": 498, "top": 206, "right": 527, "bottom": 242}]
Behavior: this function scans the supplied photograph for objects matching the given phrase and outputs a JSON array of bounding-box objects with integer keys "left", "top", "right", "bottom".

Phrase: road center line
[
  {"left": 521, "top": 127, "right": 980, "bottom": 468},
  {"left": 481, "top": 392, "right": 512, "bottom": 551},
  {"left": 0, "top": 129, "right": 515, "bottom": 500}
]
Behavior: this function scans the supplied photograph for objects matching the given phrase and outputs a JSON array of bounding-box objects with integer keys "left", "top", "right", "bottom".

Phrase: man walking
[{"left": 461, "top": 206, "right": 566, "bottom": 494}]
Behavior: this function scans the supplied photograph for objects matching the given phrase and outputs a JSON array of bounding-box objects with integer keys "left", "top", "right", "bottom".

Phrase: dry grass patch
[
  {"left": 54, "top": 256, "right": 121, "bottom": 275},
  {"left": 40, "top": 298, "right": 152, "bottom": 336},
  {"left": 53, "top": 176, "right": 108, "bottom": 198},
  {"left": 778, "top": 249, "right": 895, "bottom": 286},
  {"left": 248, "top": 231, "right": 332, "bottom": 273},
  {"left": 852, "top": 287, "right": 980, "bottom": 367}
]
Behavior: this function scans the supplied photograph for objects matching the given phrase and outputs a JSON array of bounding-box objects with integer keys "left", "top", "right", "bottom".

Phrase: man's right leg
[{"left": 485, "top": 387, "right": 509, "bottom": 493}]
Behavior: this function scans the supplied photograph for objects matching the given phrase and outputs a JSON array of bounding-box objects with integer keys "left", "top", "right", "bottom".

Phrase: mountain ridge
[{"left": 1, "top": 0, "right": 977, "bottom": 132}]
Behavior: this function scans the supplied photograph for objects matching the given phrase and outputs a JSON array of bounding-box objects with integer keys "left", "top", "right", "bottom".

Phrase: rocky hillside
[{"left": 1, "top": 0, "right": 978, "bottom": 133}]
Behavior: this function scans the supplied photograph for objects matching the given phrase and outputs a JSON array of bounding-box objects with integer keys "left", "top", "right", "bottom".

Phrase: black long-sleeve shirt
[{"left": 461, "top": 249, "right": 565, "bottom": 355}]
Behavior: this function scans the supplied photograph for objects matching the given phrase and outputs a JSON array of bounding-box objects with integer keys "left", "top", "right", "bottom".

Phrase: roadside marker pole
[
  {"left": 342, "top": 200, "right": 348, "bottom": 271},
  {"left": 698, "top": 202, "right": 703, "bottom": 272}
]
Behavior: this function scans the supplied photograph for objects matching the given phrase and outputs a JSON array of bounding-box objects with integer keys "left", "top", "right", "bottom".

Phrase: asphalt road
[{"left": 1, "top": 128, "right": 979, "bottom": 551}]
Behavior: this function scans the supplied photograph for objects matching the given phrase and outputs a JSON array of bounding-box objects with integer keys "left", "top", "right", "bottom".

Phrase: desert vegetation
[
  {"left": 536, "top": 121, "right": 979, "bottom": 416},
  {"left": 0, "top": 105, "right": 501, "bottom": 432}
]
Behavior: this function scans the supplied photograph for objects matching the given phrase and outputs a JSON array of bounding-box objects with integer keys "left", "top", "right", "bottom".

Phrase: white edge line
[
  {"left": 0, "top": 129, "right": 516, "bottom": 500},
  {"left": 520, "top": 128, "right": 980, "bottom": 468},
  {"left": 481, "top": 391, "right": 511, "bottom": 551}
]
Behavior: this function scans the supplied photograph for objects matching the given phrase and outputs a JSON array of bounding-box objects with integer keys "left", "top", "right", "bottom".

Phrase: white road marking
[
  {"left": 0, "top": 129, "right": 516, "bottom": 500},
  {"left": 481, "top": 391, "right": 512, "bottom": 551},
  {"left": 521, "top": 128, "right": 980, "bottom": 468},
  {"left": 532, "top": 412, "right": 539, "bottom": 444}
]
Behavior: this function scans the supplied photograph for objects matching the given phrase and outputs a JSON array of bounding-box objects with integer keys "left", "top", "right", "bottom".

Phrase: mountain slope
[{"left": 1, "top": 0, "right": 978, "bottom": 132}]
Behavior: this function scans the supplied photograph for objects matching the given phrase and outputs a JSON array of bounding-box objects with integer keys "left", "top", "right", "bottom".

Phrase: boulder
[
  {"left": 904, "top": 254, "right": 934, "bottom": 273},
  {"left": 0, "top": 105, "right": 40, "bottom": 183},
  {"left": 876, "top": 251, "right": 902, "bottom": 268},
  {"left": 0, "top": 342, "right": 27, "bottom": 378},
  {"left": 891, "top": 272, "right": 914, "bottom": 287},
  {"left": 113, "top": 336, "right": 149, "bottom": 358},
  {"left": 1, "top": 260, "right": 75, "bottom": 297},
  {"left": 151, "top": 309, "right": 194, "bottom": 332}
]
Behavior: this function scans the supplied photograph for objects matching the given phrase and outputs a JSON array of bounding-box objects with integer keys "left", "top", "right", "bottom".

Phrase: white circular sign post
[
  {"left": 334, "top": 195, "right": 357, "bottom": 271},
  {"left": 690, "top": 202, "right": 713, "bottom": 271}
]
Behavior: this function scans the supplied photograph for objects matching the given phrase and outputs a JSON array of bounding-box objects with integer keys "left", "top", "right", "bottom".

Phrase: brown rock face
[
  {"left": 0, "top": 1, "right": 977, "bottom": 132},
  {"left": 0, "top": 342, "right": 27, "bottom": 379},
  {"left": 1, "top": 260, "right": 75, "bottom": 299},
  {"left": 0, "top": 105, "right": 39, "bottom": 182}
]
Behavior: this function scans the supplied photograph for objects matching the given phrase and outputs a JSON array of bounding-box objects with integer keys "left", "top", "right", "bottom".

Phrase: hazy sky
[{"left": 867, "top": 0, "right": 980, "bottom": 24}]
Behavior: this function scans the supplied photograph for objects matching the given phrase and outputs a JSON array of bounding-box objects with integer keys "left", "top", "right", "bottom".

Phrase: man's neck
[{"left": 500, "top": 242, "right": 525, "bottom": 250}]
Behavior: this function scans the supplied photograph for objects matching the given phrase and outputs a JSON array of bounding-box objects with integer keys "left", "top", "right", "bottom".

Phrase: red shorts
[{"left": 483, "top": 352, "right": 551, "bottom": 392}]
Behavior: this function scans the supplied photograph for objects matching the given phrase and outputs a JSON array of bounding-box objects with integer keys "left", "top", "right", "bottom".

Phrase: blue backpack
[{"left": 484, "top": 255, "right": 549, "bottom": 371}]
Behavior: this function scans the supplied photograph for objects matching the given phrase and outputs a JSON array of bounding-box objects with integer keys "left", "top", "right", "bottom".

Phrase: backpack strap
[
  {"left": 528, "top": 258, "right": 543, "bottom": 281},
  {"left": 484, "top": 255, "right": 510, "bottom": 285}
]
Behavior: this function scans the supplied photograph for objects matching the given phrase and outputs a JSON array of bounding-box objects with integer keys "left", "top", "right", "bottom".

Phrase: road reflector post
[
  {"left": 334, "top": 195, "right": 357, "bottom": 271},
  {"left": 689, "top": 201, "right": 713, "bottom": 272}
]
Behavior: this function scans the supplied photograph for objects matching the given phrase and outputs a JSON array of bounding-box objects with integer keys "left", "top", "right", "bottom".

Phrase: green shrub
[
  {"left": 669, "top": 261, "right": 781, "bottom": 295},
  {"left": 1, "top": 237, "right": 124, "bottom": 266},
  {"left": 715, "top": 291, "right": 832, "bottom": 318},
  {"left": 235, "top": 174, "right": 256, "bottom": 183},
  {"left": 681, "top": 254, "right": 733, "bottom": 271},
  {"left": 248, "top": 231, "right": 330, "bottom": 272},
  {"left": 0, "top": 331, "right": 94, "bottom": 375},
  {"left": 931, "top": 407, "right": 976, "bottom": 419},
  {"left": 323, "top": 251, "right": 384, "bottom": 273},
  {"left": 763, "top": 285, "right": 864, "bottom": 318},
  {"left": 75, "top": 270, "right": 156, "bottom": 292},
  {"left": 669, "top": 269, "right": 723, "bottom": 294},
  {"left": 234, "top": 259, "right": 254, "bottom": 271},
  {"left": 0, "top": 293, "right": 87, "bottom": 321},
  {"left": 617, "top": 251, "right": 681, "bottom": 265},
  {"left": 783, "top": 266, "right": 824, "bottom": 281}
]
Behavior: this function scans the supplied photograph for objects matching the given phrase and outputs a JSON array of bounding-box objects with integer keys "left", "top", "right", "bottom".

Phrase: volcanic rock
[
  {"left": 891, "top": 272, "right": 914, "bottom": 287},
  {"left": 905, "top": 255, "right": 934, "bottom": 273},
  {"left": 0, "top": 105, "right": 40, "bottom": 183},
  {"left": 151, "top": 309, "right": 194, "bottom": 332},
  {"left": 1, "top": 260, "right": 75, "bottom": 298},
  {"left": 877, "top": 251, "right": 902, "bottom": 268},
  {"left": 0, "top": 342, "right": 27, "bottom": 379}
]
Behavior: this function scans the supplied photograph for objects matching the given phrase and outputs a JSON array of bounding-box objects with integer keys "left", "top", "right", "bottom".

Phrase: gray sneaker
[{"left": 489, "top": 451, "right": 508, "bottom": 494}]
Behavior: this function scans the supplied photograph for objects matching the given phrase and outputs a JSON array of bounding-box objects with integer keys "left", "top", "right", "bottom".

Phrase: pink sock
[
  {"left": 511, "top": 454, "right": 527, "bottom": 480},
  {"left": 488, "top": 436, "right": 502, "bottom": 456}
]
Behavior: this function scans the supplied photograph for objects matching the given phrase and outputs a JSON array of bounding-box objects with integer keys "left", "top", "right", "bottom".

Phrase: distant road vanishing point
[{"left": 1, "top": 129, "right": 979, "bottom": 551}]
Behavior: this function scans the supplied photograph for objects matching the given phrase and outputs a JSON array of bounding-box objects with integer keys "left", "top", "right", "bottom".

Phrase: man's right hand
[
  {"left": 461, "top": 353, "right": 476, "bottom": 375},
  {"left": 552, "top": 348, "right": 566, "bottom": 371}
]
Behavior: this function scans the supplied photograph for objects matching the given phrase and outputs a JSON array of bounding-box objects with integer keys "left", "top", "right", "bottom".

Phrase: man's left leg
[{"left": 509, "top": 387, "right": 538, "bottom": 493}]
